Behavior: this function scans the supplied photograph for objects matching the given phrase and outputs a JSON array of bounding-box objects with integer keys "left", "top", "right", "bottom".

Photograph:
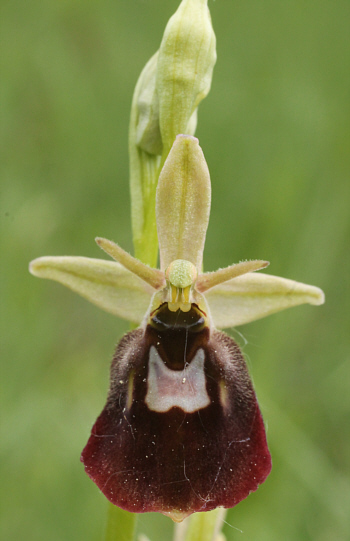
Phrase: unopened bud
[
  {"left": 129, "top": 0, "right": 216, "bottom": 266},
  {"left": 131, "top": 0, "right": 216, "bottom": 160},
  {"left": 157, "top": 0, "right": 217, "bottom": 154},
  {"left": 134, "top": 52, "right": 162, "bottom": 156}
]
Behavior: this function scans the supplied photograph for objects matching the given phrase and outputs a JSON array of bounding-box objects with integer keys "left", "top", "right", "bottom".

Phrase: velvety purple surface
[{"left": 81, "top": 322, "right": 271, "bottom": 518}]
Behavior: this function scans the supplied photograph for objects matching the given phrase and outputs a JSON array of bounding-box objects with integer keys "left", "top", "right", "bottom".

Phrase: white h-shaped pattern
[{"left": 145, "top": 346, "right": 210, "bottom": 413}]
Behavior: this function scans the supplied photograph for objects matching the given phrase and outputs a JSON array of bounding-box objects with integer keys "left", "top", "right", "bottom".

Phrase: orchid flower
[{"left": 30, "top": 135, "right": 324, "bottom": 522}]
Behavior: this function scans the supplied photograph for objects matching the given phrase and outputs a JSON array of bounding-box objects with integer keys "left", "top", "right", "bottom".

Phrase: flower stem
[
  {"left": 173, "top": 509, "right": 227, "bottom": 541},
  {"left": 105, "top": 503, "right": 138, "bottom": 541}
]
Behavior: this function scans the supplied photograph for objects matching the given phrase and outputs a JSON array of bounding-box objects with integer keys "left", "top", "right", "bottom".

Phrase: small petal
[
  {"left": 156, "top": 135, "right": 211, "bottom": 271},
  {"left": 205, "top": 272, "right": 325, "bottom": 328},
  {"left": 96, "top": 237, "right": 165, "bottom": 290},
  {"left": 196, "top": 260, "right": 269, "bottom": 292},
  {"left": 29, "top": 256, "right": 152, "bottom": 323}
]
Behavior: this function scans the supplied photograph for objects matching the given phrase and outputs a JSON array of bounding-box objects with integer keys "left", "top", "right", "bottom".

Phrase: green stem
[
  {"left": 105, "top": 503, "right": 138, "bottom": 541},
  {"left": 174, "top": 509, "right": 227, "bottom": 541}
]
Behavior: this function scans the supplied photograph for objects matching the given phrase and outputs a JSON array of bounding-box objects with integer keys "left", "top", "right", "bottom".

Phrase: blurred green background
[{"left": 1, "top": 1, "right": 349, "bottom": 540}]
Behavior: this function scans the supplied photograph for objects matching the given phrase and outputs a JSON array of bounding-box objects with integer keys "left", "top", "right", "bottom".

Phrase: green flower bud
[
  {"left": 129, "top": 0, "right": 216, "bottom": 267},
  {"left": 131, "top": 0, "right": 216, "bottom": 160},
  {"left": 133, "top": 52, "right": 162, "bottom": 156},
  {"left": 129, "top": 52, "right": 162, "bottom": 266},
  {"left": 157, "top": 0, "right": 217, "bottom": 155}
]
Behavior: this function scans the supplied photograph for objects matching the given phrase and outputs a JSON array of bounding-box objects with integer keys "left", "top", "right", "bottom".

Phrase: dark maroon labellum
[{"left": 81, "top": 304, "right": 271, "bottom": 521}]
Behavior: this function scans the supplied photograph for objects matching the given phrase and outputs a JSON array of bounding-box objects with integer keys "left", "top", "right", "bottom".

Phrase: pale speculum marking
[{"left": 145, "top": 347, "right": 210, "bottom": 413}]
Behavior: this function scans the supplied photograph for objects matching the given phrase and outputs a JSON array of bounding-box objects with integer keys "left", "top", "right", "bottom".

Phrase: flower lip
[{"left": 81, "top": 322, "right": 272, "bottom": 520}]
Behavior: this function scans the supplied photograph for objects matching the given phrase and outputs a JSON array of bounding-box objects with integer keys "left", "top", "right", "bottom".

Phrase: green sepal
[
  {"left": 156, "top": 135, "right": 211, "bottom": 271},
  {"left": 205, "top": 272, "right": 325, "bottom": 328},
  {"left": 29, "top": 256, "right": 152, "bottom": 324}
]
